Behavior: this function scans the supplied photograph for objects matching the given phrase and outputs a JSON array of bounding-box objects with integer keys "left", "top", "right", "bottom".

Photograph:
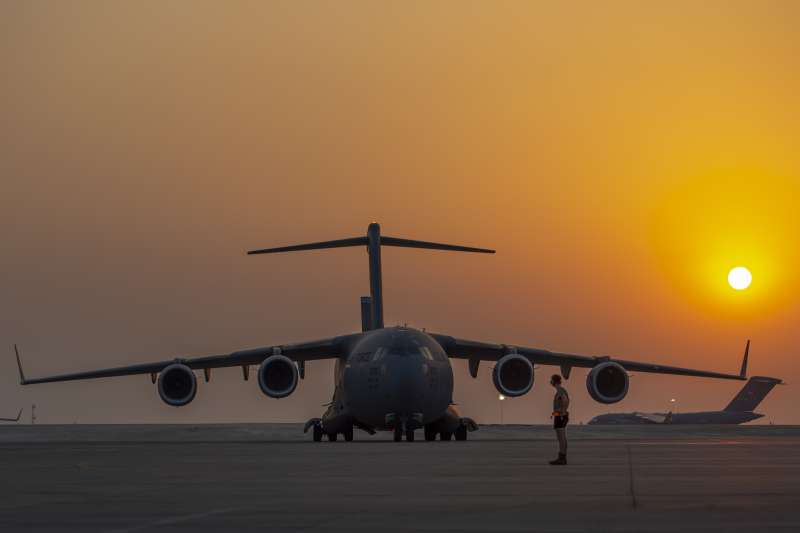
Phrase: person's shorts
[{"left": 553, "top": 415, "right": 569, "bottom": 429}]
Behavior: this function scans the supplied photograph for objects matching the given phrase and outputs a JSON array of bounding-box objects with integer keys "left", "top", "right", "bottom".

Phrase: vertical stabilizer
[
  {"left": 366, "top": 223, "right": 384, "bottom": 329},
  {"left": 723, "top": 376, "right": 782, "bottom": 412},
  {"left": 360, "top": 297, "right": 372, "bottom": 332}
]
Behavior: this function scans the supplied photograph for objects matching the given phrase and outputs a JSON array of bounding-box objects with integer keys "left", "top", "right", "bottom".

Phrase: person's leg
[{"left": 549, "top": 417, "right": 567, "bottom": 465}]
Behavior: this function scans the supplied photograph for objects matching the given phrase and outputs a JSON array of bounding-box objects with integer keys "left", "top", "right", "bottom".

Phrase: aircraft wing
[
  {"left": 430, "top": 334, "right": 747, "bottom": 381},
  {"left": 15, "top": 334, "right": 360, "bottom": 385},
  {"left": 633, "top": 412, "right": 669, "bottom": 424}
]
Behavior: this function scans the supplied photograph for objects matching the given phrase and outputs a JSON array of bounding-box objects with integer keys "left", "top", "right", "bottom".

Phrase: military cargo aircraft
[
  {"left": 589, "top": 372, "right": 782, "bottom": 425},
  {"left": 15, "top": 223, "right": 749, "bottom": 441}
]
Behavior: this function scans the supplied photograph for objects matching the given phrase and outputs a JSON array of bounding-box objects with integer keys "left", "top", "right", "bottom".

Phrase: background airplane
[
  {"left": 0, "top": 408, "right": 23, "bottom": 423},
  {"left": 588, "top": 373, "right": 783, "bottom": 425},
  {"left": 15, "top": 223, "right": 750, "bottom": 441}
]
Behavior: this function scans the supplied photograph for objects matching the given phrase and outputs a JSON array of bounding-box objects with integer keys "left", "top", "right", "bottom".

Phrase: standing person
[{"left": 549, "top": 374, "right": 570, "bottom": 465}]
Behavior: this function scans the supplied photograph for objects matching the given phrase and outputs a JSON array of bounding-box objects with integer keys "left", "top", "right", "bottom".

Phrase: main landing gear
[
  {"left": 423, "top": 421, "right": 471, "bottom": 441},
  {"left": 306, "top": 419, "right": 356, "bottom": 442},
  {"left": 305, "top": 416, "right": 473, "bottom": 442}
]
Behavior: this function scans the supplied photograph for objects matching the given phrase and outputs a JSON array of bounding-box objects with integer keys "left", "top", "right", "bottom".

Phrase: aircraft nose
[{"left": 387, "top": 355, "right": 429, "bottom": 413}]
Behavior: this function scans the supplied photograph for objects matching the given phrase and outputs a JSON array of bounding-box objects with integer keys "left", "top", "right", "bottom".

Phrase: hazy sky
[{"left": 1, "top": 1, "right": 798, "bottom": 424}]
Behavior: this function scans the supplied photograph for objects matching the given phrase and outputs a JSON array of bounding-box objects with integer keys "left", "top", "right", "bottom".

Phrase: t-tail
[
  {"left": 724, "top": 340, "right": 783, "bottom": 413},
  {"left": 247, "top": 223, "right": 494, "bottom": 330},
  {"left": 723, "top": 340, "right": 783, "bottom": 412}
]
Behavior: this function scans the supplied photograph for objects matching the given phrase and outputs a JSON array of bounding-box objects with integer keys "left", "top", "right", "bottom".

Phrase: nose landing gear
[
  {"left": 388, "top": 413, "right": 422, "bottom": 442},
  {"left": 393, "top": 426, "right": 417, "bottom": 441}
]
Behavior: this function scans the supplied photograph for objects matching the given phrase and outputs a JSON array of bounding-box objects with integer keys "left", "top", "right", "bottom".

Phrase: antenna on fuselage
[{"left": 247, "top": 223, "right": 495, "bottom": 330}]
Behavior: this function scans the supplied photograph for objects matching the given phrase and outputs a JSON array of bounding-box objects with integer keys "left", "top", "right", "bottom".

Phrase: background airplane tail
[{"left": 723, "top": 376, "right": 782, "bottom": 412}]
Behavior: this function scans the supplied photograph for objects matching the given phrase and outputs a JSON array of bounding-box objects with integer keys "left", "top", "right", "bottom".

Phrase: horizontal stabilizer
[
  {"left": 247, "top": 235, "right": 495, "bottom": 255},
  {"left": 380, "top": 236, "right": 494, "bottom": 254},
  {"left": 247, "top": 237, "right": 366, "bottom": 255}
]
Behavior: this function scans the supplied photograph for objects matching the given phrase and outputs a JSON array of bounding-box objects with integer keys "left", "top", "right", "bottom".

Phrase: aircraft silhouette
[
  {"left": 589, "top": 371, "right": 783, "bottom": 425},
  {"left": 15, "top": 223, "right": 747, "bottom": 441}
]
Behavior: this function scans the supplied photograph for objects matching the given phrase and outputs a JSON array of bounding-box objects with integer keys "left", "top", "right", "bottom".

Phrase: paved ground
[{"left": 1, "top": 424, "right": 799, "bottom": 532}]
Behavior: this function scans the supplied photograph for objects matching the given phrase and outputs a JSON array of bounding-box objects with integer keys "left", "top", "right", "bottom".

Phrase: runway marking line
[
  {"left": 104, "top": 507, "right": 238, "bottom": 533},
  {"left": 626, "top": 444, "right": 638, "bottom": 510},
  {"left": 630, "top": 440, "right": 746, "bottom": 446}
]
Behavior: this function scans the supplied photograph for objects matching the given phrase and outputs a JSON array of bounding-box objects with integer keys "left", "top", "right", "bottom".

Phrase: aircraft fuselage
[
  {"left": 324, "top": 327, "right": 455, "bottom": 432},
  {"left": 588, "top": 410, "right": 764, "bottom": 425}
]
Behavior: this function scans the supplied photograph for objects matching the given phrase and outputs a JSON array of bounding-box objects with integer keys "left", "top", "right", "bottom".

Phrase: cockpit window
[
  {"left": 419, "top": 347, "right": 434, "bottom": 361},
  {"left": 371, "top": 347, "right": 386, "bottom": 362}
]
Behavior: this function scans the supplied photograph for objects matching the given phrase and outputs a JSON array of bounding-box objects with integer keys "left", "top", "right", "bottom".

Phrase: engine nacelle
[
  {"left": 586, "top": 361, "right": 629, "bottom": 404},
  {"left": 157, "top": 363, "right": 197, "bottom": 407},
  {"left": 492, "top": 353, "right": 534, "bottom": 397},
  {"left": 258, "top": 354, "right": 299, "bottom": 399}
]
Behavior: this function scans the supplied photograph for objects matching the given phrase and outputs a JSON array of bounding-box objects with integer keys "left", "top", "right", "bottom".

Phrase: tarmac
[{"left": 1, "top": 424, "right": 799, "bottom": 532}]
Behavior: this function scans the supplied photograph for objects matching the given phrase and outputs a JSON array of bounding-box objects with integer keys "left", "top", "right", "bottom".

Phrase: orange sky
[{"left": 1, "top": 1, "right": 798, "bottom": 424}]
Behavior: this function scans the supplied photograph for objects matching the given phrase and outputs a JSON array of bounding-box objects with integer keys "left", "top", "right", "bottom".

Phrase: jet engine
[
  {"left": 586, "top": 361, "right": 629, "bottom": 404},
  {"left": 258, "top": 354, "right": 299, "bottom": 399},
  {"left": 492, "top": 353, "right": 534, "bottom": 397},
  {"left": 157, "top": 363, "right": 197, "bottom": 407}
]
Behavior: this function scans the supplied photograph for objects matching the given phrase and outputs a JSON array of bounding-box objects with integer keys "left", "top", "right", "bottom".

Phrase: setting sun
[{"left": 728, "top": 267, "right": 752, "bottom": 291}]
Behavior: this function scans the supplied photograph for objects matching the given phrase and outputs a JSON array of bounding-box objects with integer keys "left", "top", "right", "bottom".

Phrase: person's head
[{"left": 550, "top": 374, "right": 562, "bottom": 388}]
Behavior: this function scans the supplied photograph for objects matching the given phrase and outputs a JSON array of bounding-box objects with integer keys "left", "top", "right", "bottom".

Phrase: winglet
[
  {"left": 14, "top": 344, "right": 27, "bottom": 385},
  {"left": 740, "top": 339, "right": 750, "bottom": 378}
]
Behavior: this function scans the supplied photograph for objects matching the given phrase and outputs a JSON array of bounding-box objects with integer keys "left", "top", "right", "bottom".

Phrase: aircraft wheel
[
  {"left": 327, "top": 432, "right": 338, "bottom": 442},
  {"left": 455, "top": 426, "right": 468, "bottom": 441},
  {"left": 344, "top": 426, "right": 354, "bottom": 442},
  {"left": 313, "top": 425, "right": 323, "bottom": 442},
  {"left": 424, "top": 426, "right": 437, "bottom": 441},
  {"left": 405, "top": 429, "right": 415, "bottom": 442},
  {"left": 393, "top": 426, "right": 403, "bottom": 442},
  {"left": 440, "top": 431, "right": 452, "bottom": 441}
]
